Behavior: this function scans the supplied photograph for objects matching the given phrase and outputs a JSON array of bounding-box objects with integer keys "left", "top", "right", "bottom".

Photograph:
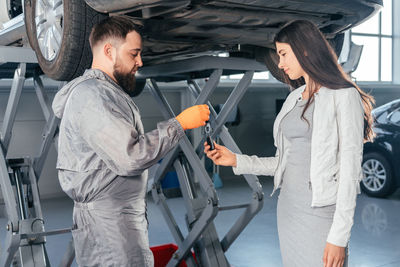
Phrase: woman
[{"left": 204, "top": 20, "right": 374, "bottom": 267}]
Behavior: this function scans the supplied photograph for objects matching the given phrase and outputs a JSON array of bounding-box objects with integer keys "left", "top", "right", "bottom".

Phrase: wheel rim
[
  {"left": 35, "top": 0, "right": 64, "bottom": 61},
  {"left": 362, "top": 159, "right": 387, "bottom": 192}
]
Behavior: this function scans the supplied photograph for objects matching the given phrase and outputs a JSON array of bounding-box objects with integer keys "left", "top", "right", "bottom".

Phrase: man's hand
[
  {"left": 323, "top": 242, "right": 346, "bottom": 267},
  {"left": 176, "top": 104, "right": 210, "bottom": 130}
]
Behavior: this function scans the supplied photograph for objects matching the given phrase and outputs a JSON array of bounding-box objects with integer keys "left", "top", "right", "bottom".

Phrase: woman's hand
[
  {"left": 204, "top": 141, "right": 237, "bottom": 167},
  {"left": 323, "top": 242, "right": 346, "bottom": 267}
]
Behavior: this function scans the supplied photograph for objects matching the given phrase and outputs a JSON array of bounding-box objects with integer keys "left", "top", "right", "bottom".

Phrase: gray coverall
[{"left": 52, "top": 69, "right": 185, "bottom": 266}]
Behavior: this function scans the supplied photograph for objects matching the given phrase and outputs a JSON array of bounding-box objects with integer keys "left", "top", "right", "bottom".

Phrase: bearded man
[{"left": 52, "top": 16, "right": 209, "bottom": 266}]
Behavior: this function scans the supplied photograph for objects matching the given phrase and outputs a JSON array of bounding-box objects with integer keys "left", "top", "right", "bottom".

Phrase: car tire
[
  {"left": 24, "top": 0, "right": 107, "bottom": 81},
  {"left": 328, "top": 33, "right": 345, "bottom": 58},
  {"left": 254, "top": 47, "right": 285, "bottom": 84},
  {"left": 254, "top": 32, "right": 344, "bottom": 84},
  {"left": 361, "top": 152, "right": 396, "bottom": 198}
]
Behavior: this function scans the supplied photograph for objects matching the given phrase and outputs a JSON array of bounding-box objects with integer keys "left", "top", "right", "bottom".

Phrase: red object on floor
[{"left": 151, "top": 243, "right": 196, "bottom": 267}]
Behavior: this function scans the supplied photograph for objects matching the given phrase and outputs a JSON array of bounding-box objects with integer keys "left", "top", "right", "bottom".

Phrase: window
[
  {"left": 351, "top": 0, "right": 393, "bottom": 82},
  {"left": 375, "top": 111, "right": 388, "bottom": 124},
  {"left": 388, "top": 108, "right": 400, "bottom": 125}
]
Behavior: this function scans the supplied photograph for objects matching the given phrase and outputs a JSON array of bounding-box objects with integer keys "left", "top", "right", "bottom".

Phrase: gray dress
[{"left": 277, "top": 97, "right": 347, "bottom": 267}]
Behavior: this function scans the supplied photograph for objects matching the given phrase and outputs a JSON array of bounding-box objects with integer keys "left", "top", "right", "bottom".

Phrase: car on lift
[
  {"left": 362, "top": 99, "right": 400, "bottom": 198},
  {"left": 0, "top": 0, "right": 382, "bottom": 82}
]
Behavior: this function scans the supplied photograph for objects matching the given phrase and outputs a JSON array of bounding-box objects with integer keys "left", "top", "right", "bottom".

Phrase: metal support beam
[
  {"left": 187, "top": 76, "right": 264, "bottom": 252},
  {"left": 146, "top": 57, "right": 264, "bottom": 266},
  {"left": 189, "top": 71, "right": 253, "bottom": 156},
  {"left": 33, "top": 74, "right": 51, "bottom": 121},
  {"left": 147, "top": 79, "right": 218, "bottom": 204},
  {"left": 173, "top": 157, "right": 197, "bottom": 221},
  {"left": 148, "top": 78, "right": 228, "bottom": 266},
  {"left": 33, "top": 112, "right": 60, "bottom": 180},
  {"left": 31, "top": 75, "right": 63, "bottom": 214},
  {"left": 137, "top": 56, "right": 267, "bottom": 81},
  {"left": 193, "top": 69, "right": 222, "bottom": 105},
  {"left": 0, "top": 59, "right": 72, "bottom": 266},
  {"left": 0, "top": 46, "right": 37, "bottom": 63},
  {"left": 1, "top": 63, "right": 26, "bottom": 152},
  {"left": 29, "top": 162, "right": 44, "bottom": 220},
  {"left": 0, "top": 158, "right": 64, "bottom": 266},
  {"left": 14, "top": 168, "right": 28, "bottom": 220},
  {"left": 211, "top": 71, "right": 254, "bottom": 136},
  {"left": 0, "top": 228, "right": 21, "bottom": 266},
  {"left": 33, "top": 77, "right": 63, "bottom": 180},
  {"left": 0, "top": 148, "right": 19, "bottom": 226}
]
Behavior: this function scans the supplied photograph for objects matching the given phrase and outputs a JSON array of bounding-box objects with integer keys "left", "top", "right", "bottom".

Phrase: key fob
[
  {"left": 205, "top": 122, "right": 215, "bottom": 150},
  {"left": 207, "top": 135, "right": 215, "bottom": 150}
]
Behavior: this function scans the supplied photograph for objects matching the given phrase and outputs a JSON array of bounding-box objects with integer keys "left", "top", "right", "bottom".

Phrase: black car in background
[{"left": 362, "top": 99, "right": 400, "bottom": 198}]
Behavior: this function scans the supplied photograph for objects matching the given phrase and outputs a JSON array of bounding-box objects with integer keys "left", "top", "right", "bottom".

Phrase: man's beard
[{"left": 113, "top": 61, "right": 143, "bottom": 97}]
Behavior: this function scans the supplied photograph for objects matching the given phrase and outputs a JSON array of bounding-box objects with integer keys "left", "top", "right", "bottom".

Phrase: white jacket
[{"left": 233, "top": 85, "right": 364, "bottom": 247}]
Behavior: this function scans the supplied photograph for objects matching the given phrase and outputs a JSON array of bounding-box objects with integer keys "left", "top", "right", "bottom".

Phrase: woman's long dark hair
[{"left": 274, "top": 20, "right": 375, "bottom": 142}]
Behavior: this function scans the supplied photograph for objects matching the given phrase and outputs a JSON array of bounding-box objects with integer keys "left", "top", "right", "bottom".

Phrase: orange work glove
[{"left": 176, "top": 104, "right": 210, "bottom": 130}]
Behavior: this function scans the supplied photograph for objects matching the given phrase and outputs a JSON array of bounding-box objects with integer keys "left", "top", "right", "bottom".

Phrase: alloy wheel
[
  {"left": 362, "top": 159, "right": 387, "bottom": 192},
  {"left": 35, "top": 0, "right": 64, "bottom": 61}
]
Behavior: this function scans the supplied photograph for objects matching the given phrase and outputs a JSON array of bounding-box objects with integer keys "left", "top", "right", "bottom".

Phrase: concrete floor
[{"left": 1, "top": 177, "right": 399, "bottom": 266}]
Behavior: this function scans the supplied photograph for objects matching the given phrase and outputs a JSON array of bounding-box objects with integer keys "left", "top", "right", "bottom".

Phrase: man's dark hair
[{"left": 89, "top": 16, "right": 143, "bottom": 49}]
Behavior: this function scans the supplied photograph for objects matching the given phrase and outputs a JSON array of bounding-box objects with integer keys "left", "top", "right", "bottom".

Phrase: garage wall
[{"left": 0, "top": 78, "right": 399, "bottom": 199}]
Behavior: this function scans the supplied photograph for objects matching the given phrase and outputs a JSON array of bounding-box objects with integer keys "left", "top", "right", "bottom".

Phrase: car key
[{"left": 205, "top": 122, "right": 215, "bottom": 150}]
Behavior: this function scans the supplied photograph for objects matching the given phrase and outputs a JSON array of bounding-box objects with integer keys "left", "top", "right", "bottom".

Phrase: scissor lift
[
  {"left": 0, "top": 46, "right": 73, "bottom": 267},
  {"left": 138, "top": 56, "right": 267, "bottom": 267}
]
